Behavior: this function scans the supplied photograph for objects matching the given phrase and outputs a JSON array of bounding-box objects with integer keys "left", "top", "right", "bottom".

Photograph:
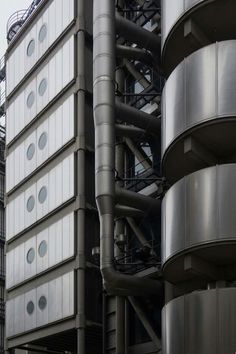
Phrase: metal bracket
[
  {"left": 184, "top": 254, "right": 219, "bottom": 280},
  {"left": 184, "top": 18, "right": 211, "bottom": 47},
  {"left": 184, "top": 136, "right": 217, "bottom": 166},
  {"left": 75, "top": 254, "right": 86, "bottom": 270},
  {"left": 75, "top": 195, "right": 86, "bottom": 210},
  {"left": 75, "top": 136, "right": 86, "bottom": 151},
  {"left": 75, "top": 313, "right": 86, "bottom": 329}
]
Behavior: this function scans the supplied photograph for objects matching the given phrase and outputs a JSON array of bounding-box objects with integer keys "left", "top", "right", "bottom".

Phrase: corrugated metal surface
[
  {"left": 6, "top": 94, "right": 74, "bottom": 192},
  {"left": 6, "top": 271, "right": 74, "bottom": 337},
  {"left": 6, "top": 35, "right": 74, "bottom": 144},
  {"left": 6, "top": 153, "right": 74, "bottom": 241},
  {"left": 6, "top": 0, "right": 75, "bottom": 95},
  {"left": 6, "top": 212, "right": 74, "bottom": 288}
]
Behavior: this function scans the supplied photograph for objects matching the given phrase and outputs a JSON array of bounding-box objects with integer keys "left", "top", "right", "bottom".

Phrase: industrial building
[{"left": 2, "top": 0, "right": 236, "bottom": 353}]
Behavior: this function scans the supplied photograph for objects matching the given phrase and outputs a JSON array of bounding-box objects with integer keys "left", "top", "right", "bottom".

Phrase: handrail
[{"left": 7, "top": 0, "right": 44, "bottom": 42}]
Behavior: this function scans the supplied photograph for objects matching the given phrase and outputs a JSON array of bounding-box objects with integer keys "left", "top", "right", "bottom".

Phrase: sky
[{"left": 0, "top": 0, "right": 32, "bottom": 56}]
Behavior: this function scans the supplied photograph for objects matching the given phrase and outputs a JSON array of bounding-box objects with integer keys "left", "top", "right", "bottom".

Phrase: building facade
[{"left": 4, "top": 0, "right": 236, "bottom": 354}]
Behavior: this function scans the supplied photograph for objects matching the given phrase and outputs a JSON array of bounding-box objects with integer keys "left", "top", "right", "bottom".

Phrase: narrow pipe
[
  {"left": 115, "top": 101, "right": 161, "bottom": 134},
  {"left": 116, "top": 13, "right": 161, "bottom": 57},
  {"left": 125, "top": 138, "right": 152, "bottom": 170},
  {"left": 93, "top": 0, "right": 162, "bottom": 296}
]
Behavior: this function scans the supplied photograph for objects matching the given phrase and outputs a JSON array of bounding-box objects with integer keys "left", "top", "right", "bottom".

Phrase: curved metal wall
[
  {"left": 162, "top": 40, "right": 236, "bottom": 183},
  {"left": 163, "top": 288, "right": 236, "bottom": 354},
  {"left": 162, "top": 164, "right": 236, "bottom": 282},
  {"left": 162, "top": 0, "right": 236, "bottom": 75}
]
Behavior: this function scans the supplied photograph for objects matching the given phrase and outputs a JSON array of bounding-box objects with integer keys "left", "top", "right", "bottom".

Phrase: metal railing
[{"left": 7, "top": 0, "right": 44, "bottom": 42}]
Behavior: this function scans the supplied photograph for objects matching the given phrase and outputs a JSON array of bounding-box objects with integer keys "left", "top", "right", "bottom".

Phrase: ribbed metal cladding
[{"left": 162, "top": 0, "right": 236, "bottom": 353}]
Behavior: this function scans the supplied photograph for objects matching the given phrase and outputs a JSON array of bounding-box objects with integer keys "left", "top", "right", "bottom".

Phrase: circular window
[
  {"left": 26, "top": 248, "right": 35, "bottom": 264},
  {"left": 38, "top": 186, "right": 47, "bottom": 204},
  {"left": 38, "top": 24, "right": 47, "bottom": 42},
  {"left": 27, "top": 195, "right": 35, "bottom": 212},
  {"left": 27, "top": 301, "right": 35, "bottom": 315},
  {"left": 27, "top": 91, "right": 35, "bottom": 108},
  {"left": 38, "top": 296, "right": 47, "bottom": 310},
  {"left": 27, "top": 39, "right": 35, "bottom": 56},
  {"left": 38, "top": 78, "right": 47, "bottom": 96},
  {"left": 26, "top": 143, "right": 35, "bottom": 160},
  {"left": 38, "top": 132, "right": 47, "bottom": 150},
  {"left": 38, "top": 240, "right": 47, "bottom": 258}
]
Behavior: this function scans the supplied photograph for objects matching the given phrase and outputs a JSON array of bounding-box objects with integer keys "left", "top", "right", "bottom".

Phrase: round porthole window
[
  {"left": 38, "top": 78, "right": 47, "bottom": 96},
  {"left": 38, "top": 24, "right": 47, "bottom": 42},
  {"left": 27, "top": 39, "right": 35, "bottom": 57},
  {"left": 38, "top": 240, "right": 47, "bottom": 258},
  {"left": 27, "top": 143, "right": 35, "bottom": 160},
  {"left": 38, "top": 132, "right": 47, "bottom": 150},
  {"left": 26, "top": 248, "right": 35, "bottom": 264},
  {"left": 38, "top": 296, "right": 47, "bottom": 311},
  {"left": 38, "top": 186, "right": 47, "bottom": 204},
  {"left": 27, "top": 91, "right": 35, "bottom": 108},
  {"left": 27, "top": 301, "right": 35, "bottom": 315},
  {"left": 27, "top": 195, "right": 35, "bottom": 212}
]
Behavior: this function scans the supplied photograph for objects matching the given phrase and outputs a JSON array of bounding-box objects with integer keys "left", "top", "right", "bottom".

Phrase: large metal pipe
[
  {"left": 116, "top": 13, "right": 161, "bottom": 57},
  {"left": 115, "top": 124, "right": 146, "bottom": 140},
  {"left": 76, "top": 1, "right": 86, "bottom": 353},
  {"left": 116, "top": 186, "right": 160, "bottom": 214},
  {"left": 93, "top": 0, "right": 161, "bottom": 296},
  {"left": 115, "top": 101, "right": 161, "bottom": 134},
  {"left": 116, "top": 44, "right": 156, "bottom": 69}
]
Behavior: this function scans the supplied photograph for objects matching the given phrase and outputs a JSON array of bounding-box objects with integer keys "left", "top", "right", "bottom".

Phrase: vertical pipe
[
  {"left": 76, "top": 1, "right": 86, "bottom": 353},
  {"left": 115, "top": 62, "right": 126, "bottom": 354}
]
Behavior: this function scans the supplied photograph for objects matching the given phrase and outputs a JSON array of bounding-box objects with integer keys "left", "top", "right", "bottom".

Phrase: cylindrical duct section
[
  {"left": 162, "top": 0, "right": 236, "bottom": 75},
  {"left": 163, "top": 288, "right": 236, "bottom": 354},
  {"left": 162, "top": 40, "right": 236, "bottom": 184},
  {"left": 162, "top": 164, "right": 236, "bottom": 285}
]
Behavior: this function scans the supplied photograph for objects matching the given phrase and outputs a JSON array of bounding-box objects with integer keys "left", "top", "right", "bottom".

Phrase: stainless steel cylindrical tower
[{"left": 162, "top": 1, "right": 236, "bottom": 352}]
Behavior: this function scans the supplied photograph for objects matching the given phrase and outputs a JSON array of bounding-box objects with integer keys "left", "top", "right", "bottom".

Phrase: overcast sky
[{"left": 0, "top": 0, "right": 32, "bottom": 56}]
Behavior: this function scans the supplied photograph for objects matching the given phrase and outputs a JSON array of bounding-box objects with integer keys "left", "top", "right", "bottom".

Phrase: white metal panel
[
  {"left": 6, "top": 212, "right": 74, "bottom": 288},
  {"left": 24, "top": 184, "right": 37, "bottom": 230},
  {"left": 6, "top": 95, "right": 74, "bottom": 192},
  {"left": 36, "top": 283, "right": 49, "bottom": 327},
  {"left": 6, "top": 250, "right": 14, "bottom": 289},
  {"left": 37, "top": 118, "right": 49, "bottom": 167},
  {"left": 24, "top": 131, "right": 37, "bottom": 179},
  {"left": 24, "top": 236, "right": 37, "bottom": 280},
  {"left": 13, "top": 243, "right": 25, "bottom": 286},
  {"left": 48, "top": 276, "right": 62, "bottom": 322},
  {"left": 6, "top": 271, "right": 74, "bottom": 337},
  {"left": 24, "top": 289, "right": 37, "bottom": 331},
  {"left": 14, "top": 193, "right": 25, "bottom": 237},
  {"left": 6, "top": 300, "right": 14, "bottom": 337},
  {"left": 6, "top": 154, "right": 74, "bottom": 240},
  {"left": 6, "top": 0, "right": 75, "bottom": 95},
  {"left": 6, "top": 36, "right": 75, "bottom": 144},
  {"left": 62, "top": 272, "right": 74, "bottom": 318},
  {"left": 14, "top": 294, "right": 25, "bottom": 335},
  {"left": 36, "top": 174, "right": 49, "bottom": 220},
  {"left": 36, "top": 228, "right": 49, "bottom": 274},
  {"left": 6, "top": 201, "right": 14, "bottom": 241}
]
